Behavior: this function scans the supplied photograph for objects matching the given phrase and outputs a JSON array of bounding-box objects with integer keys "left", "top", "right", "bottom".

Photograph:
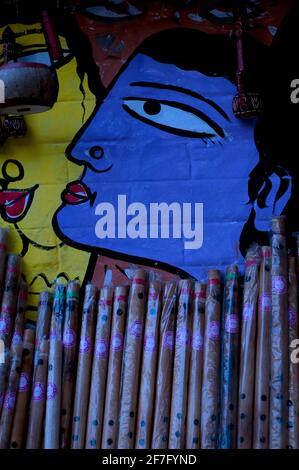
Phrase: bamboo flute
[
  {"left": 0, "top": 254, "right": 21, "bottom": 349},
  {"left": 219, "top": 264, "right": 240, "bottom": 449},
  {"left": 287, "top": 256, "right": 299, "bottom": 448},
  {"left": 44, "top": 283, "right": 65, "bottom": 449},
  {"left": 0, "top": 228, "right": 8, "bottom": 298},
  {"left": 186, "top": 282, "right": 206, "bottom": 449},
  {"left": 101, "top": 286, "right": 128, "bottom": 449},
  {"left": 10, "top": 329, "right": 35, "bottom": 449},
  {"left": 201, "top": 270, "right": 221, "bottom": 448},
  {"left": 60, "top": 280, "right": 80, "bottom": 449},
  {"left": 118, "top": 269, "right": 147, "bottom": 449},
  {"left": 34, "top": 291, "right": 52, "bottom": 369},
  {"left": 269, "top": 216, "right": 288, "bottom": 449},
  {"left": 0, "top": 350, "right": 10, "bottom": 416},
  {"left": 151, "top": 280, "right": 177, "bottom": 449},
  {"left": 0, "top": 343, "right": 23, "bottom": 448},
  {"left": 237, "top": 245, "right": 261, "bottom": 448},
  {"left": 169, "top": 279, "right": 193, "bottom": 449},
  {"left": 86, "top": 286, "right": 114, "bottom": 449},
  {"left": 11, "top": 279, "right": 28, "bottom": 348},
  {"left": 71, "top": 283, "right": 98, "bottom": 449},
  {"left": 253, "top": 247, "right": 271, "bottom": 449},
  {"left": 26, "top": 339, "right": 49, "bottom": 449},
  {"left": 135, "top": 277, "right": 162, "bottom": 449},
  {"left": 0, "top": 278, "right": 26, "bottom": 416}
]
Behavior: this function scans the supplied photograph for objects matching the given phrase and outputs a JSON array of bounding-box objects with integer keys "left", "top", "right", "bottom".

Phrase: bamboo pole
[
  {"left": 237, "top": 246, "right": 261, "bottom": 448},
  {"left": 219, "top": 265, "right": 240, "bottom": 449},
  {"left": 0, "top": 228, "right": 8, "bottom": 301},
  {"left": 101, "top": 286, "right": 128, "bottom": 449},
  {"left": 86, "top": 286, "right": 114, "bottom": 449},
  {"left": 34, "top": 291, "right": 52, "bottom": 369},
  {"left": 71, "top": 284, "right": 98, "bottom": 449},
  {"left": 253, "top": 247, "right": 271, "bottom": 448},
  {"left": 151, "top": 281, "right": 177, "bottom": 449},
  {"left": 169, "top": 279, "right": 193, "bottom": 449},
  {"left": 26, "top": 339, "right": 49, "bottom": 449},
  {"left": 60, "top": 280, "right": 80, "bottom": 449},
  {"left": 287, "top": 256, "right": 299, "bottom": 448},
  {"left": 0, "top": 254, "right": 21, "bottom": 349},
  {"left": 10, "top": 329, "right": 35, "bottom": 449},
  {"left": 0, "top": 349, "right": 10, "bottom": 416},
  {"left": 186, "top": 282, "right": 206, "bottom": 449},
  {"left": 0, "top": 343, "right": 23, "bottom": 448},
  {"left": 118, "top": 269, "right": 147, "bottom": 449},
  {"left": 269, "top": 216, "right": 288, "bottom": 449},
  {"left": 135, "top": 278, "right": 162, "bottom": 449},
  {"left": 11, "top": 279, "right": 28, "bottom": 348},
  {"left": 44, "top": 283, "right": 65, "bottom": 449},
  {"left": 201, "top": 270, "right": 222, "bottom": 448}
]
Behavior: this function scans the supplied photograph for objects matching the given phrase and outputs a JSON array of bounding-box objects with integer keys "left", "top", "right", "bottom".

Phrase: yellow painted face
[{"left": 0, "top": 24, "right": 95, "bottom": 319}]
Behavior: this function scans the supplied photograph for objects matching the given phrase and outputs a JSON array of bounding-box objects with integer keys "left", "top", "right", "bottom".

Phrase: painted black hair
[{"left": 50, "top": 9, "right": 105, "bottom": 115}]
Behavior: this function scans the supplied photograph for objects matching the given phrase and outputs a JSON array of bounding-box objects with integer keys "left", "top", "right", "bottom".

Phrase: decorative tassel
[{"left": 3, "top": 115, "right": 27, "bottom": 138}]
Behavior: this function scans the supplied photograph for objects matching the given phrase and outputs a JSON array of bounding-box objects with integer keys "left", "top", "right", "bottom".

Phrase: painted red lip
[
  {"left": 62, "top": 181, "right": 93, "bottom": 205},
  {"left": 0, "top": 185, "right": 38, "bottom": 221}
]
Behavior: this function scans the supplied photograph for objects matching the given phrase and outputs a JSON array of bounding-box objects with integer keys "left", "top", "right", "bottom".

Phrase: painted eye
[{"left": 122, "top": 98, "right": 224, "bottom": 139}]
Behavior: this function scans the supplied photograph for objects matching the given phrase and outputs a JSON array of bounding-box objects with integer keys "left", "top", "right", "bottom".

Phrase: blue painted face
[{"left": 55, "top": 53, "right": 260, "bottom": 278}]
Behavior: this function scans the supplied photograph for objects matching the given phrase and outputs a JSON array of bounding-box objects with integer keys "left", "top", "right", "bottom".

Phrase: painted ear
[{"left": 253, "top": 169, "right": 292, "bottom": 232}]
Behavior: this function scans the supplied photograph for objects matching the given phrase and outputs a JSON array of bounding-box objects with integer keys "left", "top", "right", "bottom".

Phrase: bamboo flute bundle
[
  {"left": 26, "top": 339, "right": 49, "bottom": 449},
  {"left": 151, "top": 281, "right": 177, "bottom": 449},
  {"left": 253, "top": 247, "right": 271, "bottom": 449},
  {"left": 219, "top": 265, "right": 239, "bottom": 449},
  {"left": 186, "top": 282, "right": 206, "bottom": 449},
  {"left": 118, "top": 269, "right": 147, "bottom": 449},
  {"left": 11, "top": 279, "right": 28, "bottom": 348},
  {"left": 237, "top": 246, "right": 261, "bottom": 448},
  {"left": 0, "top": 254, "right": 21, "bottom": 349},
  {"left": 0, "top": 343, "right": 23, "bottom": 448},
  {"left": 71, "top": 283, "right": 98, "bottom": 449},
  {"left": 86, "top": 286, "right": 114, "bottom": 449},
  {"left": 201, "top": 270, "right": 221, "bottom": 448},
  {"left": 169, "top": 279, "right": 193, "bottom": 449},
  {"left": 0, "top": 228, "right": 8, "bottom": 299},
  {"left": 287, "top": 256, "right": 299, "bottom": 449},
  {"left": 34, "top": 291, "right": 52, "bottom": 369},
  {"left": 101, "top": 286, "right": 128, "bottom": 449},
  {"left": 269, "top": 216, "right": 288, "bottom": 449},
  {"left": 44, "top": 283, "right": 65, "bottom": 449},
  {"left": 60, "top": 280, "right": 80, "bottom": 449},
  {"left": 135, "top": 277, "right": 162, "bottom": 449},
  {"left": 10, "top": 329, "right": 35, "bottom": 449}
]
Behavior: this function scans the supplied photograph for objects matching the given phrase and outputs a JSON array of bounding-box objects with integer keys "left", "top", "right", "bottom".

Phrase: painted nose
[
  {"left": 69, "top": 141, "right": 113, "bottom": 173},
  {"left": 89, "top": 146, "right": 104, "bottom": 160}
]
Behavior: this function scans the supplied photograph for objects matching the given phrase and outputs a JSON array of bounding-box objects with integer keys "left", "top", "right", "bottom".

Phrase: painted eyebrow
[{"left": 130, "top": 81, "right": 231, "bottom": 122}]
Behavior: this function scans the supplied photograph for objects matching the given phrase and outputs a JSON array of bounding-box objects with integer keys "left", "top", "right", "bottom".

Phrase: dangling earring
[{"left": 232, "top": 14, "right": 263, "bottom": 119}]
